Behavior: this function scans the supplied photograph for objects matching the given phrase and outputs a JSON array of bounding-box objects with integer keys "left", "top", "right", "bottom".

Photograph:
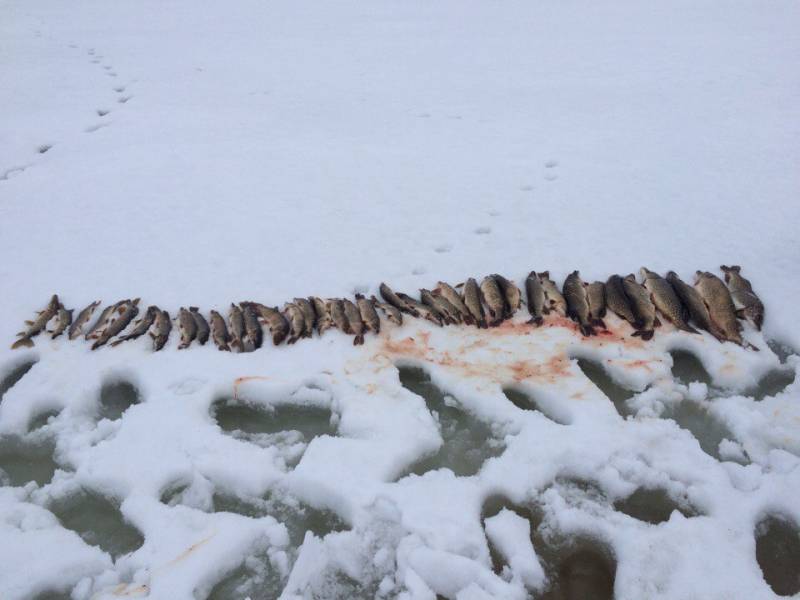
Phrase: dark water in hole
[
  {"left": 748, "top": 369, "right": 795, "bottom": 401},
  {"left": 0, "top": 359, "right": 37, "bottom": 400},
  {"left": 214, "top": 401, "right": 334, "bottom": 439},
  {"left": 28, "top": 409, "right": 61, "bottom": 431},
  {"left": 99, "top": 380, "right": 140, "bottom": 420},
  {"left": 767, "top": 340, "right": 798, "bottom": 364},
  {"left": 32, "top": 591, "right": 72, "bottom": 600},
  {"left": 0, "top": 439, "right": 57, "bottom": 486},
  {"left": 670, "top": 351, "right": 712, "bottom": 387},
  {"left": 662, "top": 401, "right": 733, "bottom": 461},
  {"left": 614, "top": 488, "right": 694, "bottom": 524},
  {"left": 503, "top": 387, "right": 568, "bottom": 425},
  {"left": 755, "top": 515, "right": 800, "bottom": 596},
  {"left": 50, "top": 491, "right": 143, "bottom": 559},
  {"left": 397, "top": 367, "right": 503, "bottom": 478},
  {"left": 576, "top": 359, "right": 634, "bottom": 416}
]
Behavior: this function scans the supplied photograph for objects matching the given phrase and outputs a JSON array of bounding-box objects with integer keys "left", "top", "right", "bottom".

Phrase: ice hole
[
  {"left": 32, "top": 591, "right": 72, "bottom": 600},
  {"left": 575, "top": 359, "right": 634, "bottom": 416},
  {"left": 613, "top": 487, "right": 695, "bottom": 524},
  {"left": 397, "top": 366, "right": 504, "bottom": 478},
  {"left": 670, "top": 350, "right": 712, "bottom": 387},
  {"left": 755, "top": 514, "right": 800, "bottom": 596},
  {"left": 50, "top": 490, "right": 143, "bottom": 559},
  {"left": 0, "top": 437, "right": 58, "bottom": 486},
  {"left": 481, "top": 494, "right": 541, "bottom": 575},
  {"left": 503, "top": 386, "right": 570, "bottom": 425},
  {"left": 98, "top": 379, "right": 140, "bottom": 420},
  {"left": 213, "top": 399, "right": 334, "bottom": 440},
  {"left": 28, "top": 409, "right": 61, "bottom": 431},
  {"left": 662, "top": 401, "right": 736, "bottom": 461},
  {"left": 0, "top": 359, "right": 37, "bottom": 401},
  {"left": 747, "top": 368, "right": 795, "bottom": 401},
  {"left": 539, "top": 541, "right": 616, "bottom": 600},
  {"left": 767, "top": 340, "right": 798, "bottom": 364}
]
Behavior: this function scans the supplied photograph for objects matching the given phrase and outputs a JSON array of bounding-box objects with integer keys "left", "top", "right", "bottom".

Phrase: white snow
[{"left": 1, "top": 0, "right": 799, "bottom": 598}]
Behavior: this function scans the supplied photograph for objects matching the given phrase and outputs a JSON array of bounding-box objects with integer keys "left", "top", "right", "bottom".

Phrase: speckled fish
[
  {"left": 68, "top": 300, "right": 100, "bottom": 340},
  {"left": 328, "top": 299, "right": 351, "bottom": 333},
  {"left": 294, "top": 298, "right": 316, "bottom": 338},
  {"left": 176, "top": 307, "right": 197, "bottom": 350},
  {"left": 563, "top": 271, "right": 595, "bottom": 337},
  {"left": 640, "top": 268, "right": 698, "bottom": 334},
  {"left": 241, "top": 303, "right": 263, "bottom": 351},
  {"left": 623, "top": 275, "right": 659, "bottom": 340},
  {"left": 371, "top": 296, "right": 403, "bottom": 326},
  {"left": 356, "top": 294, "right": 380, "bottom": 334},
  {"left": 92, "top": 300, "right": 140, "bottom": 350},
  {"left": 666, "top": 272, "right": 725, "bottom": 341},
  {"left": 586, "top": 281, "right": 607, "bottom": 329},
  {"left": 421, "top": 289, "right": 460, "bottom": 325},
  {"left": 462, "top": 278, "right": 487, "bottom": 328},
  {"left": 246, "top": 302, "right": 289, "bottom": 346},
  {"left": 151, "top": 309, "right": 171, "bottom": 351},
  {"left": 85, "top": 301, "right": 121, "bottom": 341},
  {"left": 434, "top": 282, "right": 473, "bottom": 325},
  {"left": 342, "top": 298, "right": 365, "bottom": 345},
  {"left": 283, "top": 302, "right": 306, "bottom": 344},
  {"left": 397, "top": 292, "right": 443, "bottom": 326},
  {"left": 525, "top": 271, "right": 548, "bottom": 326},
  {"left": 12, "top": 294, "right": 60, "bottom": 349},
  {"left": 311, "top": 297, "right": 335, "bottom": 335},
  {"left": 480, "top": 276, "right": 506, "bottom": 326},
  {"left": 492, "top": 274, "right": 522, "bottom": 318},
  {"left": 604, "top": 275, "right": 638, "bottom": 327},
  {"left": 720, "top": 265, "right": 764, "bottom": 330},
  {"left": 539, "top": 272, "right": 567, "bottom": 316},
  {"left": 209, "top": 310, "right": 230, "bottom": 351},
  {"left": 50, "top": 306, "right": 73, "bottom": 339},
  {"left": 110, "top": 305, "right": 158, "bottom": 346},
  {"left": 227, "top": 304, "right": 246, "bottom": 352},
  {"left": 695, "top": 271, "right": 755, "bottom": 349},
  {"left": 380, "top": 283, "right": 420, "bottom": 318}
]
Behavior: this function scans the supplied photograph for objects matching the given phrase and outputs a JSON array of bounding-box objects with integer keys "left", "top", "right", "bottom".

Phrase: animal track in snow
[
  {"left": 519, "top": 184, "right": 534, "bottom": 191},
  {"left": 412, "top": 266, "right": 427, "bottom": 275},
  {"left": 85, "top": 123, "right": 110, "bottom": 133},
  {"left": 117, "top": 95, "right": 132, "bottom": 104},
  {"left": 474, "top": 226, "right": 492, "bottom": 235},
  {"left": 434, "top": 243, "right": 452, "bottom": 254},
  {"left": 0, "top": 165, "right": 30, "bottom": 181},
  {"left": 96, "top": 109, "right": 109, "bottom": 116},
  {"left": 37, "top": 144, "right": 52, "bottom": 154},
  {"left": 113, "top": 86, "right": 126, "bottom": 93},
  {"left": 545, "top": 159, "right": 559, "bottom": 168}
]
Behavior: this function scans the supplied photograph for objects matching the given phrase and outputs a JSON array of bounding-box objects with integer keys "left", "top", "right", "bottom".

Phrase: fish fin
[
  {"left": 593, "top": 319, "right": 607, "bottom": 329},
  {"left": 654, "top": 317, "right": 662, "bottom": 327},
  {"left": 747, "top": 342, "right": 760, "bottom": 352},
  {"left": 640, "top": 330, "right": 654, "bottom": 341},
  {"left": 110, "top": 339, "right": 124, "bottom": 347},
  {"left": 542, "top": 306, "right": 550, "bottom": 315},
  {"left": 527, "top": 317, "right": 544, "bottom": 327},
  {"left": 353, "top": 334, "right": 364, "bottom": 346},
  {"left": 24, "top": 320, "right": 34, "bottom": 326},
  {"left": 579, "top": 324, "right": 595, "bottom": 337},
  {"left": 735, "top": 308, "right": 746, "bottom": 319},
  {"left": 682, "top": 324, "right": 700, "bottom": 335},
  {"left": 541, "top": 271, "right": 549, "bottom": 278},
  {"left": 11, "top": 338, "right": 34, "bottom": 349},
  {"left": 454, "top": 282, "right": 464, "bottom": 289}
]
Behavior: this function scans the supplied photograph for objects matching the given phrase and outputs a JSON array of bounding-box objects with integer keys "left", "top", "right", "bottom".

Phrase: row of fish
[{"left": 10, "top": 265, "right": 763, "bottom": 352}]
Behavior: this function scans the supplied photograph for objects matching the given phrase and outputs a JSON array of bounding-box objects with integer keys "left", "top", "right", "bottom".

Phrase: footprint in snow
[
  {"left": 85, "top": 123, "right": 109, "bottom": 133},
  {"left": 0, "top": 166, "right": 29, "bottom": 181},
  {"left": 37, "top": 144, "right": 52, "bottom": 154},
  {"left": 519, "top": 184, "right": 533, "bottom": 192},
  {"left": 544, "top": 173, "right": 558, "bottom": 181},
  {"left": 96, "top": 109, "right": 109, "bottom": 117},
  {"left": 113, "top": 86, "right": 126, "bottom": 93},
  {"left": 412, "top": 266, "right": 427, "bottom": 276},
  {"left": 107, "top": 72, "right": 117, "bottom": 77},
  {"left": 487, "top": 210, "right": 501, "bottom": 217},
  {"left": 545, "top": 159, "right": 559, "bottom": 168},
  {"left": 118, "top": 95, "right": 132, "bottom": 104},
  {"left": 434, "top": 244, "right": 453, "bottom": 254},
  {"left": 474, "top": 226, "right": 491, "bottom": 235}
]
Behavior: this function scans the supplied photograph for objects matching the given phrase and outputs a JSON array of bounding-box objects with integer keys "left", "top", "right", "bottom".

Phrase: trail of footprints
[{"left": 1, "top": 352, "right": 799, "bottom": 597}]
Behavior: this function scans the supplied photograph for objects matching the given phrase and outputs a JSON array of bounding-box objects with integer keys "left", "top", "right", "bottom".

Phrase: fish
[
  {"left": 525, "top": 271, "right": 548, "bottom": 326},
  {"left": 433, "top": 282, "right": 473, "bottom": 325},
  {"left": 110, "top": 306, "right": 158, "bottom": 346},
  {"left": 397, "top": 292, "right": 443, "bottom": 326},
  {"left": 666, "top": 272, "right": 725, "bottom": 341},
  {"left": 311, "top": 297, "right": 335, "bottom": 335},
  {"left": 586, "top": 281, "right": 607, "bottom": 329},
  {"left": 244, "top": 302, "right": 289, "bottom": 346},
  {"left": 50, "top": 306, "right": 73, "bottom": 339},
  {"left": 421, "top": 289, "right": 460, "bottom": 325},
  {"left": 640, "top": 268, "right": 698, "bottom": 334},
  {"left": 209, "top": 310, "right": 231, "bottom": 351},
  {"left": 151, "top": 309, "right": 171, "bottom": 351},
  {"left": 328, "top": 299, "right": 350, "bottom": 333},
  {"left": 176, "top": 307, "right": 198, "bottom": 350},
  {"left": 294, "top": 298, "right": 316, "bottom": 338},
  {"left": 241, "top": 303, "right": 263, "bottom": 351},
  {"left": 480, "top": 276, "right": 506, "bottom": 326},
  {"left": 84, "top": 302, "right": 120, "bottom": 340},
  {"left": 462, "top": 278, "right": 487, "bottom": 328},
  {"left": 190, "top": 307, "right": 210, "bottom": 345},
  {"left": 623, "top": 275, "right": 660, "bottom": 340},
  {"left": 562, "top": 271, "right": 595, "bottom": 337},
  {"left": 356, "top": 294, "right": 381, "bottom": 334},
  {"left": 695, "top": 271, "right": 755, "bottom": 349},
  {"left": 371, "top": 296, "right": 403, "bottom": 326},
  {"left": 283, "top": 303, "right": 306, "bottom": 344},
  {"left": 342, "top": 298, "right": 365, "bottom": 345},
  {"left": 227, "top": 304, "right": 246, "bottom": 352},
  {"left": 379, "top": 283, "right": 420, "bottom": 317},
  {"left": 492, "top": 274, "right": 522, "bottom": 318},
  {"left": 604, "top": 275, "right": 638, "bottom": 327},
  {"left": 68, "top": 301, "right": 101, "bottom": 340},
  {"left": 12, "top": 294, "right": 60, "bottom": 349},
  {"left": 539, "top": 272, "right": 567, "bottom": 316},
  {"left": 720, "top": 265, "right": 764, "bottom": 330},
  {"left": 92, "top": 300, "right": 140, "bottom": 350}
]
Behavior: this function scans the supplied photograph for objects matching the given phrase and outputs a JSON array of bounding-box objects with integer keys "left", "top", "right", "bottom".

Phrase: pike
[
  {"left": 176, "top": 307, "right": 198, "bottom": 350},
  {"left": 623, "top": 275, "right": 660, "bottom": 340},
  {"left": 492, "top": 274, "right": 521, "bottom": 318},
  {"left": 525, "top": 271, "right": 548, "bottom": 326},
  {"left": 190, "top": 307, "right": 210, "bottom": 345},
  {"left": 356, "top": 294, "right": 381, "bottom": 334},
  {"left": 666, "top": 272, "right": 725, "bottom": 341},
  {"left": 92, "top": 299, "right": 140, "bottom": 350},
  {"left": 480, "top": 276, "right": 506, "bottom": 326},
  {"left": 342, "top": 298, "right": 365, "bottom": 345},
  {"left": 110, "top": 306, "right": 158, "bottom": 346},
  {"left": 50, "top": 306, "right": 73, "bottom": 339},
  {"left": 209, "top": 310, "right": 231, "bottom": 351},
  {"left": 68, "top": 301, "right": 100, "bottom": 340},
  {"left": 720, "top": 265, "right": 764, "bottom": 331},
  {"left": 586, "top": 281, "right": 607, "bottom": 329},
  {"left": 539, "top": 272, "right": 567, "bottom": 316},
  {"left": 604, "top": 275, "right": 638, "bottom": 327},
  {"left": 562, "top": 271, "right": 595, "bottom": 337},
  {"left": 151, "top": 309, "right": 171, "bottom": 351},
  {"left": 640, "top": 268, "right": 698, "bottom": 334},
  {"left": 433, "top": 282, "right": 473, "bottom": 324},
  {"left": 462, "top": 278, "right": 487, "bottom": 328},
  {"left": 371, "top": 296, "right": 403, "bottom": 326},
  {"left": 12, "top": 294, "right": 60, "bottom": 349},
  {"left": 311, "top": 297, "right": 335, "bottom": 335},
  {"left": 379, "top": 283, "right": 420, "bottom": 318},
  {"left": 283, "top": 303, "right": 306, "bottom": 344}
]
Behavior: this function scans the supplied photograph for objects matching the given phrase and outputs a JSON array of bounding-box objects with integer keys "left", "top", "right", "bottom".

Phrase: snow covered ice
[{"left": 1, "top": 0, "right": 800, "bottom": 598}]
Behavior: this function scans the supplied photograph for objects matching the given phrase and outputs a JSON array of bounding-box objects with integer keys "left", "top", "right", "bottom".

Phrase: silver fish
[
  {"left": 209, "top": 310, "right": 230, "bottom": 351},
  {"left": 695, "top": 271, "right": 754, "bottom": 349},
  {"left": 228, "top": 304, "right": 246, "bottom": 352},
  {"left": 110, "top": 305, "right": 158, "bottom": 346},
  {"left": 328, "top": 299, "right": 351, "bottom": 333},
  {"left": 92, "top": 300, "right": 140, "bottom": 350},
  {"left": 68, "top": 300, "right": 100, "bottom": 340},
  {"left": 371, "top": 296, "right": 403, "bottom": 326},
  {"left": 151, "top": 309, "right": 171, "bottom": 351},
  {"left": 357, "top": 294, "right": 380, "bottom": 334},
  {"left": 480, "top": 276, "right": 506, "bottom": 327},
  {"left": 311, "top": 297, "right": 335, "bottom": 335},
  {"left": 434, "top": 282, "right": 473, "bottom": 325},
  {"left": 640, "top": 268, "right": 698, "bottom": 334},
  {"left": 342, "top": 298, "right": 365, "bottom": 345},
  {"left": 12, "top": 294, "right": 60, "bottom": 349},
  {"left": 623, "top": 275, "right": 659, "bottom": 340},
  {"left": 666, "top": 272, "right": 725, "bottom": 341},
  {"left": 604, "top": 275, "right": 637, "bottom": 327},
  {"left": 492, "top": 274, "right": 522, "bottom": 318},
  {"left": 539, "top": 272, "right": 567, "bottom": 316},
  {"left": 380, "top": 283, "right": 420, "bottom": 317},
  {"left": 462, "top": 278, "right": 487, "bottom": 328},
  {"left": 563, "top": 271, "right": 595, "bottom": 337},
  {"left": 421, "top": 289, "right": 460, "bottom": 325},
  {"left": 50, "top": 306, "right": 73, "bottom": 339},
  {"left": 190, "top": 307, "right": 210, "bottom": 345},
  {"left": 294, "top": 298, "right": 316, "bottom": 338},
  {"left": 397, "top": 292, "right": 443, "bottom": 326},
  {"left": 241, "top": 303, "right": 263, "bottom": 351},
  {"left": 720, "top": 265, "right": 764, "bottom": 330},
  {"left": 177, "top": 307, "right": 197, "bottom": 350},
  {"left": 246, "top": 302, "right": 289, "bottom": 346},
  {"left": 283, "top": 303, "right": 306, "bottom": 344},
  {"left": 525, "top": 271, "right": 548, "bottom": 326},
  {"left": 85, "top": 301, "right": 122, "bottom": 341}
]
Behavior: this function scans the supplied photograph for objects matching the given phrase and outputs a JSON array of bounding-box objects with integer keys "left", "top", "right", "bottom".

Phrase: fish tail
[
  {"left": 354, "top": 334, "right": 364, "bottom": 346},
  {"left": 527, "top": 317, "right": 544, "bottom": 327},
  {"left": 579, "top": 324, "right": 595, "bottom": 337},
  {"left": 682, "top": 324, "right": 700, "bottom": 335},
  {"left": 638, "top": 330, "right": 654, "bottom": 341},
  {"left": 11, "top": 337, "right": 34, "bottom": 349}
]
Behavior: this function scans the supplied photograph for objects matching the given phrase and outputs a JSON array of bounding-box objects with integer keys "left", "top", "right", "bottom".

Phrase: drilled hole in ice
[
  {"left": 28, "top": 408, "right": 61, "bottom": 432},
  {"left": 503, "top": 386, "right": 570, "bottom": 425},
  {"left": 539, "top": 541, "right": 616, "bottom": 600},
  {"left": 755, "top": 514, "right": 800, "bottom": 596},
  {"left": 0, "top": 359, "right": 37, "bottom": 401},
  {"left": 49, "top": 490, "right": 143, "bottom": 559},
  {"left": 767, "top": 340, "right": 798, "bottom": 364},
  {"left": 98, "top": 379, "right": 140, "bottom": 420},
  {"left": 747, "top": 369, "right": 795, "bottom": 401},
  {"left": 670, "top": 350, "right": 712, "bottom": 387},
  {"left": 31, "top": 591, "right": 72, "bottom": 600},
  {"left": 661, "top": 401, "right": 736, "bottom": 461},
  {"left": 575, "top": 359, "right": 634, "bottom": 416},
  {"left": 481, "top": 495, "right": 542, "bottom": 576},
  {"left": 0, "top": 437, "right": 58, "bottom": 487},
  {"left": 397, "top": 366, "right": 504, "bottom": 478},
  {"left": 614, "top": 487, "right": 696, "bottom": 524},
  {"left": 214, "top": 399, "right": 334, "bottom": 440}
]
